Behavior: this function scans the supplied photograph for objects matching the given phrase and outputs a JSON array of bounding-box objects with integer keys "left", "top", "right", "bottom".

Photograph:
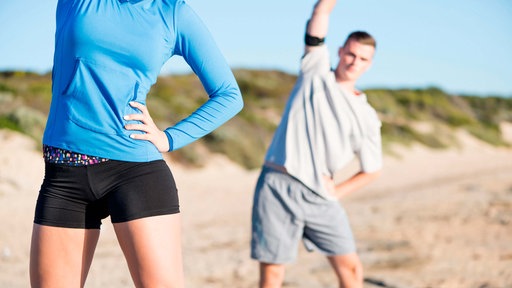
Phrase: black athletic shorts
[{"left": 34, "top": 159, "right": 179, "bottom": 229}]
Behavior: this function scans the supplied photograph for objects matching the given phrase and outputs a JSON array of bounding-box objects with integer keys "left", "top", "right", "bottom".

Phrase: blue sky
[{"left": 1, "top": 0, "right": 511, "bottom": 97}]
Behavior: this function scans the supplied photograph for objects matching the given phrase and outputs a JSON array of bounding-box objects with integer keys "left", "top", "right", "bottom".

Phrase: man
[{"left": 250, "top": 0, "right": 382, "bottom": 287}]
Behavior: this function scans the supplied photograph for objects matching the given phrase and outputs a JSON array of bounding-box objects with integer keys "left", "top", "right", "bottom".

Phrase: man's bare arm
[
  {"left": 305, "top": 0, "right": 337, "bottom": 52},
  {"left": 324, "top": 170, "right": 381, "bottom": 199}
]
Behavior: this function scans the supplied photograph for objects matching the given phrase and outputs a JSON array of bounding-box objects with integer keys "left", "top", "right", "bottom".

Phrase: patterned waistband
[{"left": 43, "top": 145, "right": 110, "bottom": 166}]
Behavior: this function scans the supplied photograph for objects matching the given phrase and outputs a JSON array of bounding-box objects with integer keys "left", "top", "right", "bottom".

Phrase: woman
[{"left": 30, "top": 0, "right": 243, "bottom": 287}]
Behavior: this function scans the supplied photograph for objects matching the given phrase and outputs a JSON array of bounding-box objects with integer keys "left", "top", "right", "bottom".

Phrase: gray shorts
[{"left": 251, "top": 167, "right": 356, "bottom": 264}]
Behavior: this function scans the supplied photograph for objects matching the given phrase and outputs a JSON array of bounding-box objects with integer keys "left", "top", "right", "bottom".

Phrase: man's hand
[
  {"left": 124, "top": 101, "right": 170, "bottom": 152},
  {"left": 323, "top": 175, "right": 337, "bottom": 197}
]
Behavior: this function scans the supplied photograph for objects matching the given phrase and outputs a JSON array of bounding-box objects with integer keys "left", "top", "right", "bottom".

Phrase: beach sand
[{"left": 1, "top": 128, "right": 511, "bottom": 287}]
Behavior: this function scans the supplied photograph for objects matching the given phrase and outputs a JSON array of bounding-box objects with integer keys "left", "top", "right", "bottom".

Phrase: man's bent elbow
[{"left": 365, "top": 170, "right": 382, "bottom": 181}]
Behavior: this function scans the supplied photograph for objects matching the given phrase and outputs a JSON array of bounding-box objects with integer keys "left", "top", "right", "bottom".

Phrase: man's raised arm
[{"left": 305, "top": 0, "right": 336, "bottom": 52}]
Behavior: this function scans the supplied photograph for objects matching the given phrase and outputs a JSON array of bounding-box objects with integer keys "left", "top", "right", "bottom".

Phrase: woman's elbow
[
  {"left": 231, "top": 87, "right": 244, "bottom": 114},
  {"left": 236, "top": 92, "right": 244, "bottom": 112}
]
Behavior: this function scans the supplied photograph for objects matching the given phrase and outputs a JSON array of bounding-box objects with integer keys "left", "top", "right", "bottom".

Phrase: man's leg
[
  {"left": 259, "top": 262, "right": 286, "bottom": 288},
  {"left": 327, "top": 253, "right": 363, "bottom": 288},
  {"left": 251, "top": 168, "right": 306, "bottom": 288}
]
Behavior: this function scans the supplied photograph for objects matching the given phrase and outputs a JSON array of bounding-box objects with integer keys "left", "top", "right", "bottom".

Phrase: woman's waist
[{"left": 43, "top": 123, "right": 163, "bottom": 163}]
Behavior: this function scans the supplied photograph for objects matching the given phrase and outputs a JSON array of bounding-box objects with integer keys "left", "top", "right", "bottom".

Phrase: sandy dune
[{"left": 1, "top": 129, "right": 511, "bottom": 287}]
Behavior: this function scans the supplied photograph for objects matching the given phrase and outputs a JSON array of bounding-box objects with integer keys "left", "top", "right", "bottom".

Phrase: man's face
[{"left": 337, "top": 39, "right": 375, "bottom": 82}]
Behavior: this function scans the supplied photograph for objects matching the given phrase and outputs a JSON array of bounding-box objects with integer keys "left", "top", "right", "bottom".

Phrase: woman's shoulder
[
  {"left": 161, "top": 0, "right": 194, "bottom": 17},
  {"left": 161, "top": 0, "right": 186, "bottom": 7}
]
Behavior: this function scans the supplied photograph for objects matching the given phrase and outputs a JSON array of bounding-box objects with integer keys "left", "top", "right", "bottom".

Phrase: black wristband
[{"left": 305, "top": 33, "right": 325, "bottom": 46}]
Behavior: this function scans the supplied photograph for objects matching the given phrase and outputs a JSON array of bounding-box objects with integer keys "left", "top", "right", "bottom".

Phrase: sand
[{"left": 1, "top": 128, "right": 511, "bottom": 288}]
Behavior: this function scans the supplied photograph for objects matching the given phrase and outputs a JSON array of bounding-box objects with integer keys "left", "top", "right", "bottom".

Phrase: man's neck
[{"left": 335, "top": 78, "right": 360, "bottom": 96}]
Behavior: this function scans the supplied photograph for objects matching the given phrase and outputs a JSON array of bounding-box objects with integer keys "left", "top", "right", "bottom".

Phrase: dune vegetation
[{"left": 1, "top": 70, "right": 511, "bottom": 169}]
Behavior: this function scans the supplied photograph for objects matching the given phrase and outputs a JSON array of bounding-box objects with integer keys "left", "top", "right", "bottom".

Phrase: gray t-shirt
[{"left": 265, "top": 45, "right": 382, "bottom": 200}]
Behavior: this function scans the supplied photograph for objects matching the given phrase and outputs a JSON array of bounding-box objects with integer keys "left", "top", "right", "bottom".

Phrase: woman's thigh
[
  {"left": 113, "top": 213, "right": 183, "bottom": 288},
  {"left": 30, "top": 224, "right": 100, "bottom": 288}
]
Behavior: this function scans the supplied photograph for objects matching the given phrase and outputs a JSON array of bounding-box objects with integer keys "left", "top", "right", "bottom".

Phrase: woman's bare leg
[
  {"left": 114, "top": 214, "right": 184, "bottom": 288},
  {"left": 29, "top": 224, "right": 100, "bottom": 288}
]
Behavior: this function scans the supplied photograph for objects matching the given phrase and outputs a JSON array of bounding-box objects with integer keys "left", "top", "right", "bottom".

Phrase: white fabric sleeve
[
  {"left": 358, "top": 110, "right": 383, "bottom": 173},
  {"left": 300, "top": 45, "right": 331, "bottom": 76}
]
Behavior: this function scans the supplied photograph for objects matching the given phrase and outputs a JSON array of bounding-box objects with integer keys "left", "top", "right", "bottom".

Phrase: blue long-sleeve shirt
[{"left": 43, "top": 0, "right": 243, "bottom": 161}]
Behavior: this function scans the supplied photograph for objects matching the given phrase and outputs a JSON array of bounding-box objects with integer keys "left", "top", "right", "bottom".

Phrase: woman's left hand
[{"left": 124, "top": 101, "right": 170, "bottom": 152}]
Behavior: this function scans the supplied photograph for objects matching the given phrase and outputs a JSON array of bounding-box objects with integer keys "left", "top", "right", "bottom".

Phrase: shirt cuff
[{"left": 164, "top": 130, "right": 174, "bottom": 152}]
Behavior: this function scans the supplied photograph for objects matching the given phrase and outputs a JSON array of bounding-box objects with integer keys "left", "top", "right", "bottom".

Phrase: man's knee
[{"left": 328, "top": 253, "right": 363, "bottom": 286}]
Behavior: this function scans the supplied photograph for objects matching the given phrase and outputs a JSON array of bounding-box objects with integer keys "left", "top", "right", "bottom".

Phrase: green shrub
[
  {"left": 2, "top": 69, "right": 512, "bottom": 169},
  {"left": 0, "top": 116, "right": 23, "bottom": 132},
  {"left": 467, "top": 123, "right": 507, "bottom": 146}
]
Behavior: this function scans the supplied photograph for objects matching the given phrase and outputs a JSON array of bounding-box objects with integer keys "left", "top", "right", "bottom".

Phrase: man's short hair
[{"left": 343, "top": 31, "right": 376, "bottom": 48}]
